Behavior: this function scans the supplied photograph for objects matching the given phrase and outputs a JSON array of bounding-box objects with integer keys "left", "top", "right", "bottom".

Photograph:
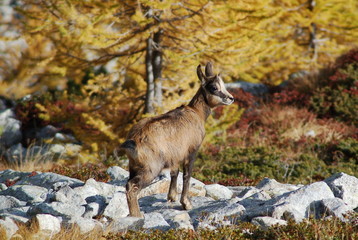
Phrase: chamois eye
[{"left": 207, "top": 85, "right": 218, "bottom": 92}]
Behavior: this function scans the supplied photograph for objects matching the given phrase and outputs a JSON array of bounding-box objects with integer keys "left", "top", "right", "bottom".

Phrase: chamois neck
[{"left": 188, "top": 87, "right": 211, "bottom": 121}]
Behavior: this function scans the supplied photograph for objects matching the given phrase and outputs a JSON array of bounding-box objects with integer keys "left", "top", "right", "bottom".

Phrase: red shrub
[
  {"left": 335, "top": 48, "right": 358, "bottom": 69},
  {"left": 229, "top": 88, "right": 257, "bottom": 109},
  {"left": 272, "top": 89, "right": 310, "bottom": 106}
]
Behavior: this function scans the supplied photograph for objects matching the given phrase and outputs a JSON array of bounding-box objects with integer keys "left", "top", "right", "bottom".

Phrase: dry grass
[
  {"left": 259, "top": 104, "right": 353, "bottom": 143},
  {"left": 0, "top": 144, "right": 55, "bottom": 172},
  {"left": 1, "top": 221, "right": 105, "bottom": 240}
]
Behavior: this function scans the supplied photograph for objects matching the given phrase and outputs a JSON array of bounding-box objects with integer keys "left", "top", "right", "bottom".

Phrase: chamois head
[{"left": 197, "top": 62, "right": 234, "bottom": 107}]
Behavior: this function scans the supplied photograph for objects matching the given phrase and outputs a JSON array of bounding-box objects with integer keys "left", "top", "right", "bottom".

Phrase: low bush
[
  {"left": 51, "top": 163, "right": 110, "bottom": 182},
  {"left": 107, "top": 215, "right": 357, "bottom": 240}
]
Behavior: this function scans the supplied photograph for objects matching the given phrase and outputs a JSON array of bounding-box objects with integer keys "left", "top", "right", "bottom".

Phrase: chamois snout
[{"left": 222, "top": 92, "right": 234, "bottom": 105}]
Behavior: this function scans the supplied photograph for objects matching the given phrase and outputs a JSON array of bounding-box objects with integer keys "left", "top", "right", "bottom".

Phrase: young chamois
[{"left": 121, "top": 62, "right": 234, "bottom": 217}]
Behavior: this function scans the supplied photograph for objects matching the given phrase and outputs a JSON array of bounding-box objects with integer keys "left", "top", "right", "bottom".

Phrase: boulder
[
  {"left": 52, "top": 185, "right": 86, "bottom": 205},
  {"left": 236, "top": 186, "right": 261, "bottom": 199},
  {"left": 225, "top": 82, "right": 269, "bottom": 96},
  {"left": 205, "top": 184, "right": 233, "bottom": 200},
  {"left": 36, "top": 214, "right": 62, "bottom": 234},
  {"left": 48, "top": 144, "right": 66, "bottom": 157},
  {"left": 138, "top": 194, "right": 178, "bottom": 213},
  {"left": 29, "top": 202, "right": 85, "bottom": 221},
  {"left": 238, "top": 190, "right": 271, "bottom": 209},
  {"left": 71, "top": 218, "right": 103, "bottom": 234},
  {"left": 0, "top": 206, "right": 31, "bottom": 223},
  {"left": 4, "top": 143, "right": 26, "bottom": 164},
  {"left": 103, "top": 191, "right": 129, "bottom": 220},
  {"left": 107, "top": 166, "right": 129, "bottom": 182},
  {"left": 244, "top": 181, "right": 335, "bottom": 222},
  {"left": 83, "top": 201, "right": 103, "bottom": 219},
  {"left": 271, "top": 181, "right": 334, "bottom": 221},
  {"left": 227, "top": 186, "right": 251, "bottom": 197},
  {"left": 83, "top": 195, "right": 107, "bottom": 218},
  {"left": 138, "top": 194, "right": 215, "bottom": 213},
  {"left": 36, "top": 125, "right": 59, "bottom": 140},
  {"left": 143, "top": 212, "right": 171, "bottom": 231},
  {"left": 107, "top": 217, "right": 144, "bottom": 233},
  {"left": 324, "top": 172, "right": 358, "bottom": 209},
  {"left": 161, "top": 209, "right": 194, "bottom": 230},
  {"left": 0, "top": 109, "right": 22, "bottom": 148},
  {"left": 0, "top": 195, "right": 23, "bottom": 210},
  {"left": 251, "top": 216, "right": 287, "bottom": 230},
  {"left": 0, "top": 169, "right": 35, "bottom": 185},
  {"left": 74, "top": 178, "right": 125, "bottom": 201},
  {"left": 189, "top": 200, "right": 245, "bottom": 229},
  {"left": 0, "top": 184, "right": 48, "bottom": 203},
  {"left": 256, "top": 177, "right": 301, "bottom": 198},
  {"left": 138, "top": 177, "right": 170, "bottom": 198},
  {"left": 310, "top": 198, "right": 353, "bottom": 221},
  {"left": 0, "top": 217, "right": 18, "bottom": 239},
  {"left": 14, "top": 172, "right": 84, "bottom": 189}
]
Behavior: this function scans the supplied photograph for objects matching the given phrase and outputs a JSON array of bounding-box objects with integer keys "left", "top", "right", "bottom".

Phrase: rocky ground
[{"left": 0, "top": 166, "right": 357, "bottom": 239}]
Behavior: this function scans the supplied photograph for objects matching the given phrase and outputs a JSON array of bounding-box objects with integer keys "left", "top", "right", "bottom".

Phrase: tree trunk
[
  {"left": 153, "top": 29, "right": 163, "bottom": 109},
  {"left": 144, "top": 30, "right": 163, "bottom": 114},
  {"left": 308, "top": 0, "right": 317, "bottom": 61},
  {"left": 145, "top": 37, "right": 155, "bottom": 114}
]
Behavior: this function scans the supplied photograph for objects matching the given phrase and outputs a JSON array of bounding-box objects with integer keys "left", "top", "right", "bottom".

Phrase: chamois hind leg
[
  {"left": 168, "top": 168, "right": 179, "bottom": 202},
  {"left": 180, "top": 153, "right": 195, "bottom": 210},
  {"left": 126, "top": 171, "right": 156, "bottom": 217}
]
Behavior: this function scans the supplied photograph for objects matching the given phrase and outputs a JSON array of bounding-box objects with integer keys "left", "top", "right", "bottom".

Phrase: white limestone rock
[
  {"left": 0, "top": 184, "right": 48, "bottom": 203},
  {"left": 143, "top": 212, "right": 171, "bottom": 231},
  {"left": 36, "top": 214, "right": 61, "bottom": 235},
  {"left": 324, "top": 172, "right": 358, "bottom": 209},
  {"left": 256, "top": 177, "right": 301, "bottom": 198},
  {"left": 251, "top": 216, "right": 287, "bottom": 230},
  {"left": 0, "top": 217, "right": 18, "bottom": 239},
  {"left": 29, "top": 202, "right": 85, "bottom": 221},
  {"left": 205, "top": 184, "right": 233, "bottom": 200},
  {"left": 103, "top": 191, "right": 129, "bottom": 220},
  {"left": 107, "top": 217, "right": 144, "bottom": 233}
]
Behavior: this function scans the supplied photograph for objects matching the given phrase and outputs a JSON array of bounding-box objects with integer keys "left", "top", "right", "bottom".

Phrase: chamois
[{"left": 121, "top": 62, "right": 234, "bottom": 217}]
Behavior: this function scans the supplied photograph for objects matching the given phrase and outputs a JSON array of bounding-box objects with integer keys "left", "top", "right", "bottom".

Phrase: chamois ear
[
  {"left": 205, "top": 62, "right": 214, "bottom": 77},
  {"left": 197, "top": 64, "right": 206, "bottom": 85}
]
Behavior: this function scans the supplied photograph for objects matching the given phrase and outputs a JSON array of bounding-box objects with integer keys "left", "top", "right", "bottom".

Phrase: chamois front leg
[
  {"left": 168, "top": 169, "right": 179, "bottom": 202},
  {"left": 126, "top": 175, "right": 143, "bottom": 217},
  {"left": 180, "top": 153, "right": 195, "bottom": 210},
  {"left": 126, "top": 171, "right": 156, "bottom": 217}
]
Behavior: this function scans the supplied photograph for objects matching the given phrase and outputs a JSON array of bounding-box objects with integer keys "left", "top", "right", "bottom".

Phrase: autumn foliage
[{"left": 0, "top": 1, "right": 357, "bottom": 171}]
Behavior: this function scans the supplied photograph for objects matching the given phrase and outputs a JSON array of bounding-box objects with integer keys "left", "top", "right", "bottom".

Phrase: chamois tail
[
  {"left": 121, "top": 139, "right": 136, "bottom": 150},
  {"left": 121, "top": 140, "right": 137, "bottom": 158}
]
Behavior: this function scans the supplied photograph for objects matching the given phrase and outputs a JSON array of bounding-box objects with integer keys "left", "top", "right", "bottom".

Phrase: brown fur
[{"left": 122, "top": 62, "right": 234, "bottom": 217}]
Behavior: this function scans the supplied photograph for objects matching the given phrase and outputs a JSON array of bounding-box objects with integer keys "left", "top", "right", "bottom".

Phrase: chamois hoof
[
  {"left": 181, "top": 199, "right": 193, "bottom": 210},
  {"left": 167, "top": 195, "right": 178, "bottom": 202}
]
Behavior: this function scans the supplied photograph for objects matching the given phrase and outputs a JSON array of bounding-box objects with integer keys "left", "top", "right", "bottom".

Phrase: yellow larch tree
[
  {"left": 1, "top": 0, "right": 356, "bottom": 157},
  {"left": 14, "top": 0, "right": 275, "bottom": 111},
  {"left": 254, "top": 0, "right": 358, "bottom": 85}
]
